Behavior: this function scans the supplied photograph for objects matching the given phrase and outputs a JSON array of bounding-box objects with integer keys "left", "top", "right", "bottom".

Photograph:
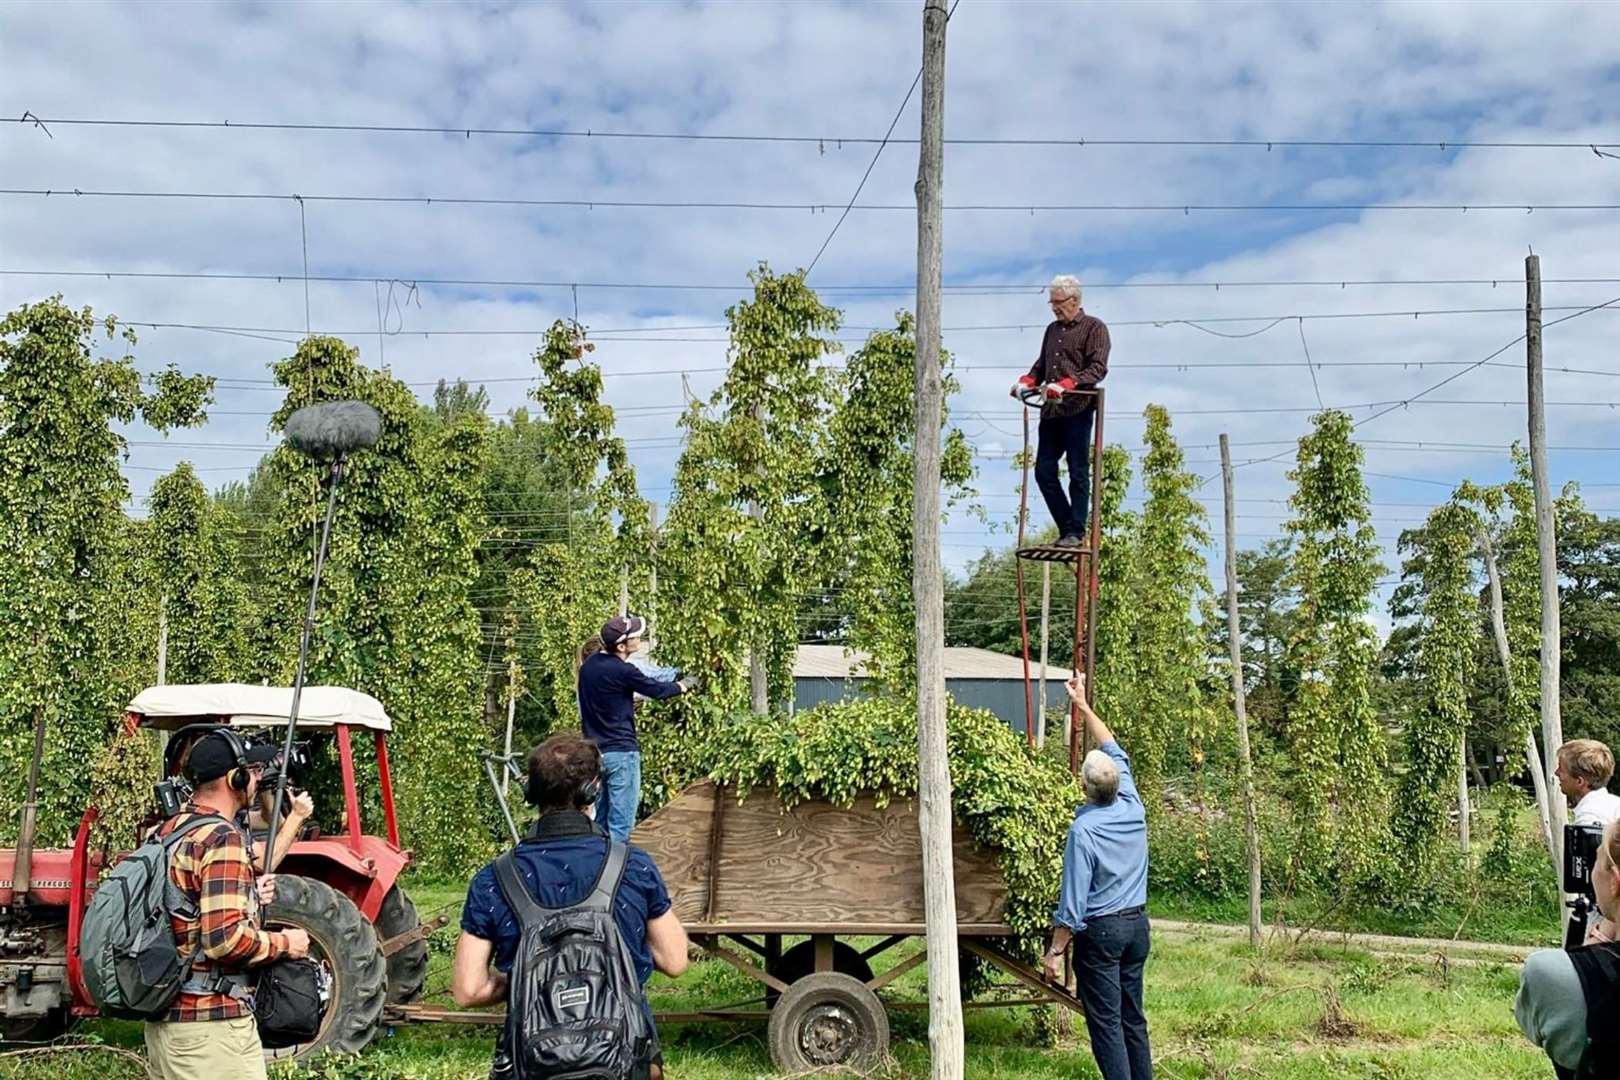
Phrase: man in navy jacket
[{"left": 578, "top": 614, "right": 694, "bottom": 841}]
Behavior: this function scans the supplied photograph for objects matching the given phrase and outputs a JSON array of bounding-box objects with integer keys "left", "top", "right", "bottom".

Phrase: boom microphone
[{"left": 284, "top": 400, "right": 382, "bottom": 459}]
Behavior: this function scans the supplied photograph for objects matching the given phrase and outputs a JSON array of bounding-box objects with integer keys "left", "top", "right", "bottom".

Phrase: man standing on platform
[
  {"left": 1011, "top": 274, "right": 1111, "bottom": 547},
  {"left": 1044, "top": 674, "right": 1151, "bottom": 1080}
]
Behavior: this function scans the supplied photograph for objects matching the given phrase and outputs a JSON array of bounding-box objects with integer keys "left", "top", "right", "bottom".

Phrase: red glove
[
  {"left": 1011, "top": 374, "right": 1037, "bottom": 398},
  {"left": 1043, "top": 377, "right": 1075, "bottom": 400}
]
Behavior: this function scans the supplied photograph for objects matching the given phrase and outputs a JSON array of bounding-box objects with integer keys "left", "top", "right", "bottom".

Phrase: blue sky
[{"left": 3, "top": 0, "right": 1619, "bottom": 636}]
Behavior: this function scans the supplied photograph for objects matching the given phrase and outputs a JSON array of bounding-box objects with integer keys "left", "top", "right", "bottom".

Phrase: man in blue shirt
[
  {"left": 579, "top": 614, "right": 695, "bottom": 842},
  {"left": 1043, "top": 675, "right": 1152, "bottom": 1080},
  {"left": 452, "top": 733, "right": 690, "bottom": 1079}
]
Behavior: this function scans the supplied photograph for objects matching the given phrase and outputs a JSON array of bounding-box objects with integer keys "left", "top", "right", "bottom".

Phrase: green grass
[{"left": 1, "top": 879, "right": 1554, "bottom": 1080}]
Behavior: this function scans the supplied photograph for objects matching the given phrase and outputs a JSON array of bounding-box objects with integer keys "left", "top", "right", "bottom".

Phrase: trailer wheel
[
  {"left": 375, "top": 885, "right": 428, "bottom": 1005},
  {"left": 767, "top": 972, "right": 889, "bottom": 1073},
  {"left": 766, "top": 940, "right": 874, "bottom": 1006},
  {"left": 262, "top": 874, "right": 387, "bottom": 1060}
]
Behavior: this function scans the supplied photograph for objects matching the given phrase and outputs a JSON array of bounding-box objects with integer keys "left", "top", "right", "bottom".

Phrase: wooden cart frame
[{"left": 400, "top": 777, "right": 1085, "bottom": 1072}]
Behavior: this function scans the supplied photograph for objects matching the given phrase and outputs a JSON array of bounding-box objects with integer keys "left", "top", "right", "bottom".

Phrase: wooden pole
[
  {"left": 648, "top": 503, "right": 660, "bottom": 645},
  {"left": 914, "top": 2, "right": 964, "bottom": 1073},
  {"left": 502, "top": 657, "right": 517, "bottom": 799},
  {"left": 749, "top": 409, "right": 769, "bottom": 715},
  {"left": 618, "top": 566, "right": 630, "bottom": 618},
  {"left": 1478, "top": 524, "right": 1557, "bottom": 876},
  {"left": 1525, "top": 253, "right": 1566, "bottom": 886},
  {"left": 156, "top": 594, "right": 169, "bottom": 686},
  {"left": 1458, "top": 736, "right": 1471, "bottom": 857},
  {"left": 1220, "top": 435, "right": 1263, "bottom": 950},
  {"left": 1036, "top": 562, "right": 1051, "bottom": 749}
]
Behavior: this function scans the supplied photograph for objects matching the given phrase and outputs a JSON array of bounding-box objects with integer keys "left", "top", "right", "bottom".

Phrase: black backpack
[{"left": 492, "top": 841, "right": 657, "bottom": 1080}]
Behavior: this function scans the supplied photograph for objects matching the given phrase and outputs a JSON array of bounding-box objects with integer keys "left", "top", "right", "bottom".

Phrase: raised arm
[{"left": 1064, "top": 675, "right": 1115, "bottom": 747}]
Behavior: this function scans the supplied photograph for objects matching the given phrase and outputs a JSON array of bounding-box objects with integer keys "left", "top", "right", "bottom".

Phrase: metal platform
[{"left": 1014, "top": 543, "right": 1093, "bottom": 563}]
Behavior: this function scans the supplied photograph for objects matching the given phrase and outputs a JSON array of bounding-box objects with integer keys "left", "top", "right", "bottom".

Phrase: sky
[{"left": 3, "top": 0, "right": 1619, "bottom": 639}]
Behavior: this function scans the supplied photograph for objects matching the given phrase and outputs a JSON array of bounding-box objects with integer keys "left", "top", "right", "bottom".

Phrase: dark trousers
[
  {"left": 1073, "top": 909, "right": 1152, "bottom": 1080},
  {"left": 1035, "top": 408, "right": 1095, "bottom": 538}
]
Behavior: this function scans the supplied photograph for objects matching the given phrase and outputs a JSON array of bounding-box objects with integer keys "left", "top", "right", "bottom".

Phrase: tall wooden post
[
  {"left": 156, "top": 595, "right": 169, "bottom": 685},
  {"left": 913, "top": 1, "right": 964, "bottom": 1073},
  {"left": 1458, "top": 737, "right": 1471, "bottom": 856},
  {"left": 749, "top": 408, "right": 769, "bottom": 715},
  {"left": 1220, "top": 435, "right": 1263, "bottom": 949},
  {"left": 1479, "top": 525, "right": 1557, "bottom": 877},
  {"left": 1525, "top": 253, "right": 1566, "bottom": 883},
  {"left": 502, "top": 657, "right": 518, "bottom": 798},
  {"left": 1036, "top": 563, "right": 1051, "bottom": 748}
]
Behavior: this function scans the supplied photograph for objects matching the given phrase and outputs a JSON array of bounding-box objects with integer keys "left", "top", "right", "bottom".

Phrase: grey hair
[
  {"left": 1081, "top": 749, "right": 1120, "bottom": 804},
  {"left": 1049, "top": 274, "right": 1083, "bottom": 305}
]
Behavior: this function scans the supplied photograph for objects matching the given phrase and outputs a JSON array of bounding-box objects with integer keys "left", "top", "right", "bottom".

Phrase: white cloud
[{"left": 2, "top": 0, "right": 1617, "bottom": 596}]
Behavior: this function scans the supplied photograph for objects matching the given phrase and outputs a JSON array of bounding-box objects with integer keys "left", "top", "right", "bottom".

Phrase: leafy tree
[
  {"left": 0, "top": 297, "right": 211, "bottom": 844},
  {"left": 1112, "top": 406, "right": 1214, "bottom": 789},
  {"left": 1392, "top": 497, "right": 1480, "bottom": 863},
  {"left": 1282, "top": 410, "right": 1388, "bottom": 878},
  {"left": 506, "top": 321, "right": 653, "bottom": 736},
  {"left": 148, "top": 463, "right": 249, "bottom": 683},
  {"left": 659, "top": 264, "right": 841, "bottom": 714},
  {"left": 812, "top": 312, "right": 974, "bottom": 688},
  {"left": 247, "top": 336, "right": 492, "bottom": 875}
]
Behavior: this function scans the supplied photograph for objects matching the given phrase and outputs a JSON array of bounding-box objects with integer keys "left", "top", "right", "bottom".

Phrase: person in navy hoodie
[{"left": 577, "top": 613, "right": 696, "bottom": 842}]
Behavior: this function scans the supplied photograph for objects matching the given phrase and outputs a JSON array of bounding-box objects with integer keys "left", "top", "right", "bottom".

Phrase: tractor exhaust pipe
[
  {"left": 262, "top": 401, "right": 381, "bottom": 872},
  {"left": 11, "top": 705, "right": 46, "bottom": 903}
]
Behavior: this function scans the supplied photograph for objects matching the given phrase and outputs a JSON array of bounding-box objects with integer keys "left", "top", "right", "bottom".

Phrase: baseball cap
[
  {"left": 601, "top": 614, "right": 648, "bottom": 650},
  {"left": 185, "top": 730, "right": 245, "bottom": 784},
  {"left": 244, "top": 743, "right": 281, "bottom": 767}
]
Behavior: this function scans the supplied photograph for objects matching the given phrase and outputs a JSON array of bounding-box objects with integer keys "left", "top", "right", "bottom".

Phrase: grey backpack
[{"left": 81, "top": 813, "right": 229, "bottom": 1019}]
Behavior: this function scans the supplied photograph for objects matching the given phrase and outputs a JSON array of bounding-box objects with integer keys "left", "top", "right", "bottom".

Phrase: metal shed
[{"left": 791, "top": 645, "right": 1073, "bottom": 737}]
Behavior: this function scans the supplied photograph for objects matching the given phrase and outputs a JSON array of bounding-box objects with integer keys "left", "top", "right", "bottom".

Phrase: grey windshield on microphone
[{"left": 284, "top": 400, "right": 382, "bottom": 459}]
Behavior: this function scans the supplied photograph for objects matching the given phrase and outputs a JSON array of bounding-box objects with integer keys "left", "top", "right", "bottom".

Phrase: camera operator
[
  {"left": 242, "top": 743, "right": 315, "bottom": 873},
  {"left": 1517, "top": 819, "right": 1620, "bottom": 1079},
  {"left": 1557, "top": 740, "right": 1620, "bottom": 944}
]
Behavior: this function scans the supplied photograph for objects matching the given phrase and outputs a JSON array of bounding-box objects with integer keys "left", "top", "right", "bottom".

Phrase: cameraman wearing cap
[
  {"left": 578, "top": 614, "right": 697, "bottom": 843},
  {"left": 146, "top": 730, "right": 310, "bottom": 1080},
  {"left": 242, "top": 742, "right": 315, "bottom": 874}
]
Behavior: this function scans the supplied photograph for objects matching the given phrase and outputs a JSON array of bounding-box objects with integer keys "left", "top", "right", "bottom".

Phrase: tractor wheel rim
[{"left": 799, "top": 1002, "right": 859, "bottom": 1064}]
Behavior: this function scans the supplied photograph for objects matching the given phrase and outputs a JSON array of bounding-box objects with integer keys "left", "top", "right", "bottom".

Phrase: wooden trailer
[{"left": 632, "top": 780, "right": 1085, "bottom": 1072}]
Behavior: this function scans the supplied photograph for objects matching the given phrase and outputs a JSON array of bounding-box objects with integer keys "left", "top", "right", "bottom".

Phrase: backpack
[
  {"left": 80, "top": 813, "right": 230, "bottom": 1019},
  {"left": 492, "top": 840, "right": 657, "bottom": 1080},
  {"left": 254, "top": 956, "right": 325, "bottom": 1048}
]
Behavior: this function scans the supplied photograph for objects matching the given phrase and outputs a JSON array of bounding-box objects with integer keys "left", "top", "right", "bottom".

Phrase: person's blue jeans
[
  {"left": 1073, "top": 908, "right": 1152, "bottom": 1080},
  {"left": 1035, "top": 408, "right": 1095, "bottom": 539},
  {"left": 595, "top": 750, "right": 642, "bottom": 843}
]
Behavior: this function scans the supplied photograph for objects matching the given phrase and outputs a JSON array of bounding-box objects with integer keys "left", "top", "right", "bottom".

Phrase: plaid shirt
[
  {"left": 1024, "top": 312, "right": 1111, "bottom": 418},
  {"left": 156, "top": 807, "right": 289, "bottom": 1022}
]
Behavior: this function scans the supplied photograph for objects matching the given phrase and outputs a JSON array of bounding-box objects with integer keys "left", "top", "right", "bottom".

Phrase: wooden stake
[
  {"left": 156, "top": 594, "right": 169, "bottom": 686},
  {"left": 914, "top": 2, "right": 964, "bottom": 1073},
  {"left": 1036, "top": 562, "right": 1051, "bottom": 749},
  {"left": 749, "top": 408, "right": 768, "bottom": 715},
  {"left": 502, "top": 658, "right": 517, "bottom": 799},
  {"left": 1458, "top": 736, "right": 1471, "bottom": 856},
  {"left": 1478, "top": 523, "right": 1557, "bottom": 877},
  {"left": 1525, "top": 253, "right": 1567, "bottom": 886},
  {"left": 1220, "top": 435, "right": 1263, "bottom": 950}
]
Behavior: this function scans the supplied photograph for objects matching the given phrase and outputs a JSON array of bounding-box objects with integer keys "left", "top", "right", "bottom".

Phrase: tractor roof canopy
[{"left": 128, "top": 683, "right": 393, "bottom": 733}]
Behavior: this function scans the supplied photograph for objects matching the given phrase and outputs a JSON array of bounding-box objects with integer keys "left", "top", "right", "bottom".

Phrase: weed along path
[{"left": 3, "top": 907, "right": 1554, "bottom": 1080}]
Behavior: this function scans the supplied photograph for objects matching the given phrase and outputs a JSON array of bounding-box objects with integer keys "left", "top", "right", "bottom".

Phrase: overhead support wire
[
  {"left": 5, "top": 188, "right": 1616, "bottom": 214},
  {"left": 8, "top": 115, "right": 1616, "bottom": 152}
]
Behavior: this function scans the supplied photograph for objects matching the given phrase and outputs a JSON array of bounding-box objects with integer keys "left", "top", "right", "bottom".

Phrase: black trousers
[
  {"left": 1072, "top": 908, "right": 1153, "bottom": 1080},
  {"left": 1034, "top": 408, "right": 1095, "bottom": 538}
]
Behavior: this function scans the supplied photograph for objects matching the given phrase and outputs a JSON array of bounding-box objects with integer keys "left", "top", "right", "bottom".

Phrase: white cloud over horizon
[{"left": 2, "top": 0, "right": 1618, "bottom": 628}]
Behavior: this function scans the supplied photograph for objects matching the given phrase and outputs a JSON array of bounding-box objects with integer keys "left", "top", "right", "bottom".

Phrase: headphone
[
  {"left": 524, "top": 765, "right": 603, "bottom": 810},
  {"left": 170, "top": 724, "right": 253, "bottom": 793}
]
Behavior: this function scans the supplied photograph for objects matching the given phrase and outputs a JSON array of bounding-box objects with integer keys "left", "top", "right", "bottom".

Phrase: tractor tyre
[
  {"left": 262, "top": 874, "right": 387, "bottom": 1061},
  {"left": 375, "top": 884, "right": 429, "bottom": 1005}
]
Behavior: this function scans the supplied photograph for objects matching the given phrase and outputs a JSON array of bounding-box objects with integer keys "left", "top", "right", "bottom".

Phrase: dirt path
[{"left": 1153, "top": 918, "right": 1540, "bottom": 963}]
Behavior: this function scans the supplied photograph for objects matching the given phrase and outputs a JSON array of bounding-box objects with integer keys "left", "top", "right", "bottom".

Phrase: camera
[{"left": 1564, "top": 823, "right": 1604, "bottom": 950}]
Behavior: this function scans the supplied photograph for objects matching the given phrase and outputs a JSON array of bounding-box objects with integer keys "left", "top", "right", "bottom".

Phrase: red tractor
[{"left": 0, "top": 682, "right": 439, "bottom": 1059}]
